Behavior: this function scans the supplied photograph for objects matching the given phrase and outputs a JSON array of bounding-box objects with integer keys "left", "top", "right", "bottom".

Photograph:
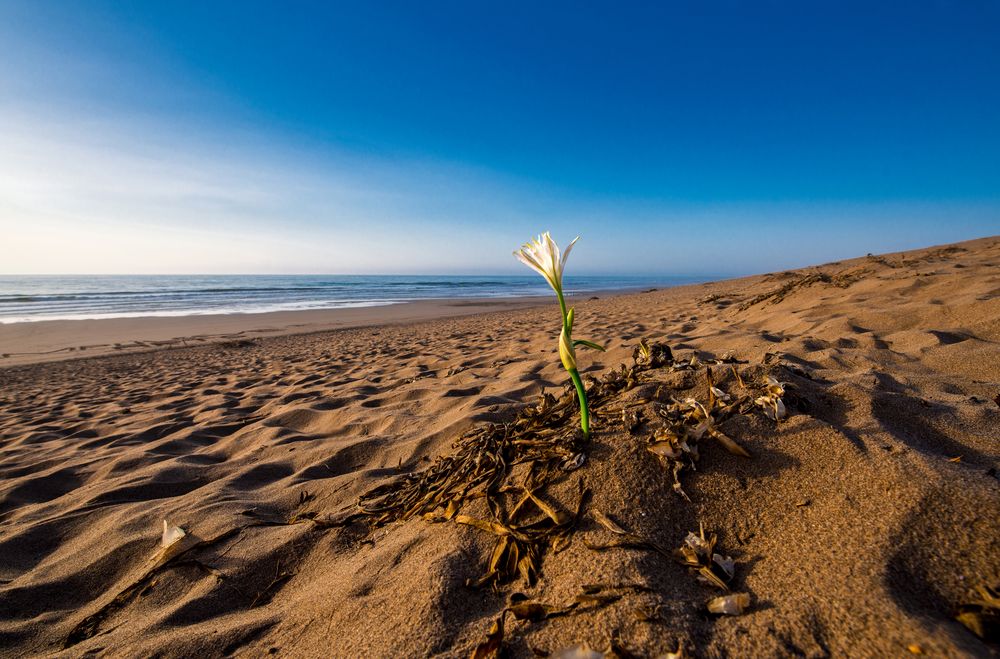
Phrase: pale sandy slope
[{"left": 0, "top": 237, "right": 997, "bottom": 657}]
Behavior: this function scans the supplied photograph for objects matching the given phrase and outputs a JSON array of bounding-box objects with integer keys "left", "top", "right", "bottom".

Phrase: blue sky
[{"left": 1, "top": 1, "right": 997, "bottom": 275}]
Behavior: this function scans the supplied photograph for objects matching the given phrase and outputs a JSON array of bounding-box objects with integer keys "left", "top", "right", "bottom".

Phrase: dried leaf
[
  {"left": 710, "top": 430, "right": 751, "bottom": 458},
  {"left": 455, "top": 515, "right": 509, "bottom": 536},
  {"left": 672, "top": 463, "right": 690, "bottom": 501},
  {"left": 518, "top": 552, "right": 537, "bottom": 584},
  {"left": 529, "top": 491, "right": 571, "bottom": 526},
  {"left": 632, "top": 604, "right": 662, "bottom": 622},
  {"left": 593, "top": 510, "right": 630, "bottom": 536},
  {"left": 508, "top": 601, "right": 563, "bottom": 622},
  {"left": 675, "top": 527, "right": 732, "bottom": 591},
  {"left": 551, "top": 534, "right": 572, "bottom": 552},
  {"left": 731, "top": 366, "right": 746, "bottom": 389},
  {"left": 697, "top": 566, "right": 730, "bottom": 591},
  {"left": 648, "top": 441, "right": 681, "bottom": 459},
  {"left": 470, "top": 615, "right": 505, "bottom": 659},
  {"left": 955, "top": 584, "right": 1000, "bottom": 641},
  {"left": 489, "top": 536, "right": 510, "bottom": 573}
]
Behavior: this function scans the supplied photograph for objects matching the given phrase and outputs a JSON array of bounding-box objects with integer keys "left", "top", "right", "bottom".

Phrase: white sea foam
[{"left": 0, "top": 274, "right": 703, "bottom": 323}]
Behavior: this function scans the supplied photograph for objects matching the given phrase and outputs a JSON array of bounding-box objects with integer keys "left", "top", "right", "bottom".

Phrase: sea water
[{"left": 0, "top": 275, "right": 707, "bottom": 323}]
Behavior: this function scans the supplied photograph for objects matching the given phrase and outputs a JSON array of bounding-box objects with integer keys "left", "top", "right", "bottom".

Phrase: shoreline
[{"left": 0, "top": 287, "right": 668, "bottom": 367}]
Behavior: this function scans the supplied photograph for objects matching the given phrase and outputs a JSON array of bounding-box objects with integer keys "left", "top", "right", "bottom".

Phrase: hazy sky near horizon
[{"left": 1, "top": 1, "right": 998, "bottom": 275}]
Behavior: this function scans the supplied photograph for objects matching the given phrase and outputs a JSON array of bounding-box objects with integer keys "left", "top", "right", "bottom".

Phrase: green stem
[
  {"left": 556, "top": 289, "right": 569, "bottom": 329},
  {"left": 556, "top": 288, "right": 589, "bottom": 436},
  {"left": 568, "top": 368, "right": 590, "bottom": 437}
]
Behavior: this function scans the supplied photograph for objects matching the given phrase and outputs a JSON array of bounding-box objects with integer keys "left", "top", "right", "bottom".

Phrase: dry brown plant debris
[
  {"left": 737, "top": 268, "right": 868, "bottom": 310},
  {"left": 956, "top": 584, "right": 1000, "bottom": 642},
  {"left": 341, "top": 341, "right": 791, "bottom": 656}
]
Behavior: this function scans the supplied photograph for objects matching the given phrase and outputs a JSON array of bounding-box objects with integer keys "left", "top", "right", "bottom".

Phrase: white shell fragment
[
  {"left": 754, "top": 376, "right": 788, "bottom": 421},
  {"left": 648, "top": 441, "right": 682, "bottom": 459},
  {"left": 552, "top": 646, "right": 603, "bottom": 659},
  {"left": 561, "top": 452, "right": 586, "bottom": 471},
  {"left": 161, "top": 519, "right": 186, "bottom": 548},
  {"left": 710, "top": 386, "right": 731, "bottom": 402},
  {"left": 713, "top": 553, "right": 736, "bottom": 578},
  {"left": 755, "top": 394, "right": 787, "bottom": 421},
  {"left": 707, "top": 592, "right": 751, "bottom": 615},
  {"left": 684, "top": 531, "right": 712, "bottom": 557},
  {"left": 661, "top": 647, "right": 687, "bottom": 659}
]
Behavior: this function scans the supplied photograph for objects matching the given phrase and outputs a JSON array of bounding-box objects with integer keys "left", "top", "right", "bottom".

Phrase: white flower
[{"left": 514, "top": 232, "right": 579, "bottom": 294}]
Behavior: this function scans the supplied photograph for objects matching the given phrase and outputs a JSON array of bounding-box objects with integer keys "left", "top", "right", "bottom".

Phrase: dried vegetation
[
  {"left": 737, "top": 268, "right": 868, "bottom": 310},
  {"left": 345, "top": 340, "right": 794, "bottom": 656}
]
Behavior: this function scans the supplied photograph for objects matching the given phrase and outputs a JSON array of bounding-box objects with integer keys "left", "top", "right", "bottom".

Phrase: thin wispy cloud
[{"left": 0, "top": 105, "right": 548, "bottom": 273}]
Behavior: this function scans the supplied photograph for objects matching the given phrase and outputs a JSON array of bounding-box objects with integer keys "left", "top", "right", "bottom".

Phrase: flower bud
[{"left": 559, "top": 325, "right": 577, "bottom": 372}]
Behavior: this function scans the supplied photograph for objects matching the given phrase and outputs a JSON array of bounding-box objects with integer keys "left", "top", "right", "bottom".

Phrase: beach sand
[
  {"left": 1, "top": 237, "right": 998, "bottom": 657},
  {"left": 0, "top": 298, "right": 553, "bottom": 367}
]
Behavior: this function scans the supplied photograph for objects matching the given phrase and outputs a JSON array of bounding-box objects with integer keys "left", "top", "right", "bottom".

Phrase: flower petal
[
  {"left": 559, "top": 236, "right": 580, "bottom": 278},
  {"left": 543, "top": 232, "right": 560, "bottom": 270}
]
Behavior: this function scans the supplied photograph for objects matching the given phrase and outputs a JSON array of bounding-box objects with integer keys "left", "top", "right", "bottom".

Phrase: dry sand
[{"left": 0, "top": 237, "right": 998, "bottom": 658}]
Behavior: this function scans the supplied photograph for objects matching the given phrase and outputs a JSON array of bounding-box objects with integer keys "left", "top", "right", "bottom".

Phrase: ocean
[{"left": 0, "top": 274, "right": 707, "bottom": 323}]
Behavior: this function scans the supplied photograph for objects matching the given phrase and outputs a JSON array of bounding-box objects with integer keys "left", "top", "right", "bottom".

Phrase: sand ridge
[{"left": 0, "top": 236, "right": 998, "bottom": 657}]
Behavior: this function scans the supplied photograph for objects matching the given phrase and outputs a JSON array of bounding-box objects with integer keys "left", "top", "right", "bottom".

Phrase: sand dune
[{"left": 1, "top": 237, "right": 998, "bottom": 657}]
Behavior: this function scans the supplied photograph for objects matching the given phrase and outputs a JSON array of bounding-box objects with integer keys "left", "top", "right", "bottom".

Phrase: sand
[
  {"left": 0, "top": 237, "right": 997, "bottom": 658},
  {"left": 0, "top": 297, "right": 554, "bottom": 367}
]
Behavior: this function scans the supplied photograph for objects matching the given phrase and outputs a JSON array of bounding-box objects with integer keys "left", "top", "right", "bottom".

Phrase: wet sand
[{"left": 0, "top": 297, "right": 555, "bottom": 367}]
